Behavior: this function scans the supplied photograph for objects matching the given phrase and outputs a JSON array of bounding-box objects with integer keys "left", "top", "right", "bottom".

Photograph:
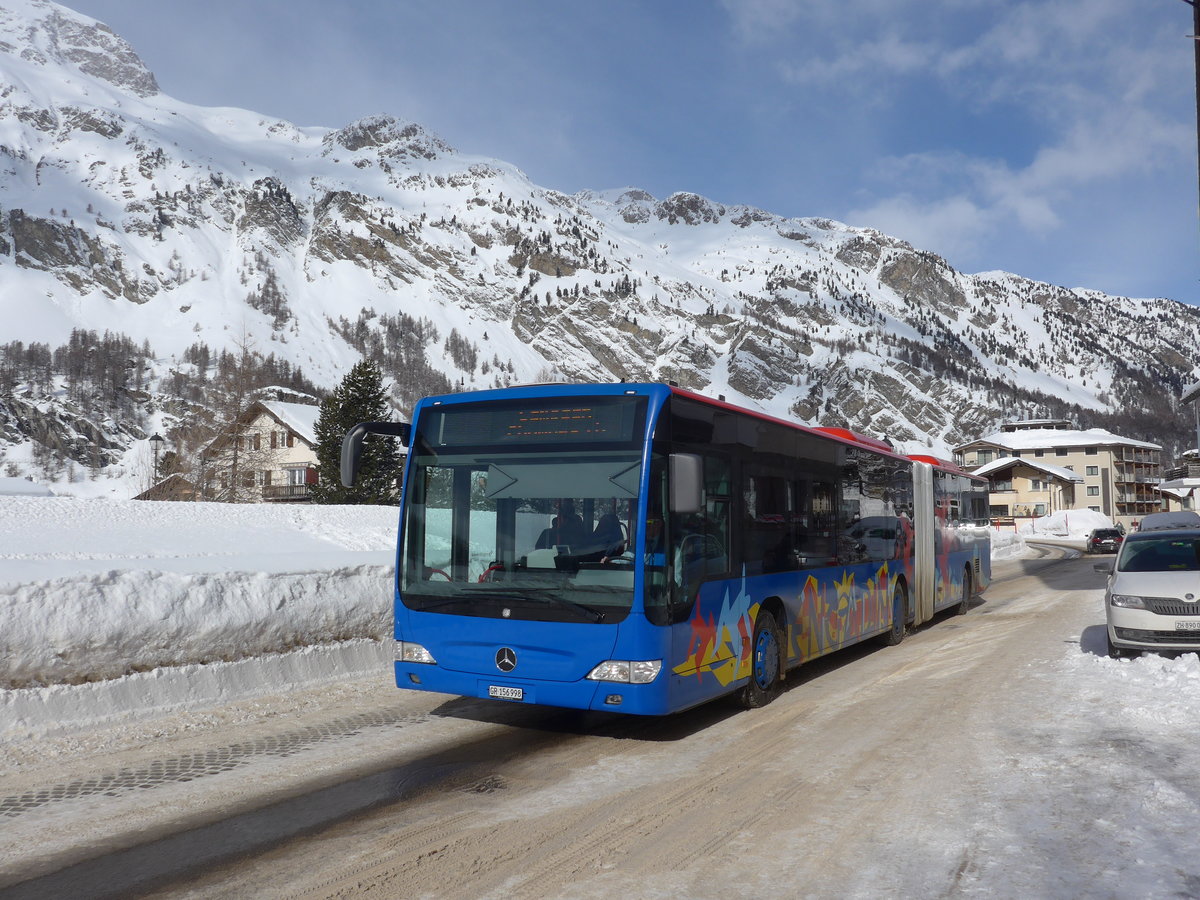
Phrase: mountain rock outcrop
[{"left": 1, "top": 0, "right": 1198, "bottom": 494}]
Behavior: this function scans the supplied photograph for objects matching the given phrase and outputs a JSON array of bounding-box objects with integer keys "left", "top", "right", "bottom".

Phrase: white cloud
[
  {"left": 718, "top": 0, "right": 808, "bottom": 44},
  {"left": 769, "top": 0, "right": 1197, "bottom": 279},
  {"left": 776, "top": 32, "right": 937, "bottom": 87},
  {"left": 846, "top": 191, "right": 993, "bottom": 262}
]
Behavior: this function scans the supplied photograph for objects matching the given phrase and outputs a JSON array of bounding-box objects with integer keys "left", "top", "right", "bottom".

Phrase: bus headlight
[
  {"left": 396, "top": 640, "right": 437, "bottom": 664},
  {"left": 587, "top": 659, "right": 662, "bottom": 684}
]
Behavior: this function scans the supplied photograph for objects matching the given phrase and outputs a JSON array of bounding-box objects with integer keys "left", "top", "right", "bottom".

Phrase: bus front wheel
[
  {"left": 740, "top": 610, "right": 783, "bottom": 709},
  {"left": 881, "top": 583, "right": 907, "bottom": 646}
]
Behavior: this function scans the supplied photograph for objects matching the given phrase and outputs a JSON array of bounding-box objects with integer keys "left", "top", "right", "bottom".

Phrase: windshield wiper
[
  {"left": 467, "top": 589, "right": 606, "bottom": 623},
  {"left": 413, "top": 595, "right": 475, "bottom": 610},
  {"left": 409, "top": 587, "right": 605, "bottom": 622}
]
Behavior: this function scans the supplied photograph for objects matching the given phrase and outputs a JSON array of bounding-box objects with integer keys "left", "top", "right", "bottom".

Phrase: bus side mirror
[
  {"left": 669, "top": 453, "right": 703, "bottom": 515},
  {"left": 341, "top": 421, "right": 410, "bottom": 487}
]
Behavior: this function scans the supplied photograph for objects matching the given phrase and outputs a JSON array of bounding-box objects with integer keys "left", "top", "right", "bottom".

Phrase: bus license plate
[
  {"left": 1175, "top": 621, "right": 1200, "bottom": 631},
  {"left": 488, "top": 685, "right": 524, "bottom": 701}
]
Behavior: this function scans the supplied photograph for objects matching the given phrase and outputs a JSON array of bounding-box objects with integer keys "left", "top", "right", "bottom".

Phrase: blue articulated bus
[{"left": 342, "top": 382, "right": 990, "bottom": 715}]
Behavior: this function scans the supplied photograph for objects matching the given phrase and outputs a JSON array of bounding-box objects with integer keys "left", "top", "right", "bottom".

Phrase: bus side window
[
  {"left": 798, "top": 479, "right": 837, "bottom": 568},
  {"left": 746, "top": 472, "right": 798, "bottom": 574},
  {"left": 703, "top": 455, "right": 731, "bottom": 575},
  {"left": 670, "top": 454, "right": 729, "bottom": 616},
  {"left": 644, "top": 456, "right": 671, "bottom": 623}
]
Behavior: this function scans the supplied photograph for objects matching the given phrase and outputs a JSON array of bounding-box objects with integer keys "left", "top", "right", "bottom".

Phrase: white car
[
  {"left": 1099, "top": 529, "right": 1200, "bottom": 658},
  {"left": 1136, "top": 510, "right": 1200, "bottom": 531}
]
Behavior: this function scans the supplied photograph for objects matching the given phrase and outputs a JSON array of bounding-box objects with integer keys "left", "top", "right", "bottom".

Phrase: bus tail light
[
  {"left": 587, "top": 660, "right": 662, "bottom": 684},
  {"left": 396, "top": 640, "right": 436, "bottom": 664}
]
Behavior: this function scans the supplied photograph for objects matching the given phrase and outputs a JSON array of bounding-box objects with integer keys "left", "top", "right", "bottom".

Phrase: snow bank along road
[
  {"left": 4, "top": 552, "right": 1200, "bottom": 899},
  {"left": 0, "top": 498, "right": 399, "bottom": 690}
]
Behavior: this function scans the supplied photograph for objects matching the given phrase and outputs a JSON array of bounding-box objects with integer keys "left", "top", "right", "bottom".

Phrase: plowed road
[{"left": 2, "top": 551, "right": 1163, "bottom": 899}]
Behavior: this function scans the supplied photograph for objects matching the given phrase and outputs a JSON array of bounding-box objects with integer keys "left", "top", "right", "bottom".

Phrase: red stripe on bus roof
[{"left": 666, "top": 386, "right": 911, "bottom": 460}]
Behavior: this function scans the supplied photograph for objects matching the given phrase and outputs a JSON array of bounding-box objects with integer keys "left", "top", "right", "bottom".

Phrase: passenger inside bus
[
  {"left": 535, "top": 500, "right": 588, "bottom": 550},
  {"left": 600, "top": 516, "right": 665, "bottom": 566},
  {"left": 589, "top": 513, "right": 626, "bottom": 558}
]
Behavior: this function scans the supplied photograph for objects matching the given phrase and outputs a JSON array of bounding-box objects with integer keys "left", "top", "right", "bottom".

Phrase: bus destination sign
[{"left": 424, "top": 396, "right": 645, "bottom": 446}]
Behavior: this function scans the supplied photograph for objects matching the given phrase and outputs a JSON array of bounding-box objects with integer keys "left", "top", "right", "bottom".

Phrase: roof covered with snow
[
  {"left": 958, "top": 427, "right": 1160, "bottom": 453},
  {"left": 971, "top": 457, "right": 1084, "bottom": 483},
  {"left": 259, "top": 401, "right": 321, "bottom": 446},
  {"left": 0, "top": 477, "right": 54, "bottom": 496}
]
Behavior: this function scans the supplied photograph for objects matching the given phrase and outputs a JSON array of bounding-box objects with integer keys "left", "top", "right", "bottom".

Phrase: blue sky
[{"left": 70, "top": 0, "right": 1200, "bottom": 304}]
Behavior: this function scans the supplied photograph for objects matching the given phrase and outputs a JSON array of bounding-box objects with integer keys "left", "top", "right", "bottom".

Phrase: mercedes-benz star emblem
[{"left": 495, "top": 647, "right": 517, "bottom": 672}]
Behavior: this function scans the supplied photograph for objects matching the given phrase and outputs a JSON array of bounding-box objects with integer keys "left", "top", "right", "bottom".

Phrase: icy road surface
[{"left": 3, "top": 553, "right": 1200, "bottom": 899}]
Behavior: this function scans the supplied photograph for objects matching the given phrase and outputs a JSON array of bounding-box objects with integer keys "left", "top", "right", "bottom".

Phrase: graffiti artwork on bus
[
  {"left": 790, "top": 562, "right": 897, "bottom": 662},
  {"left": 674, "top": 561, "right": 903, "bottom": 686},
  {"left": 674, "top": 576, "right": 757, "bottom": 687}
]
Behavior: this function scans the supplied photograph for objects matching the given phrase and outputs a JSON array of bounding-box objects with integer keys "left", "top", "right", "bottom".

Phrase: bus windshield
[{"left": 399, "top": 396, "right": 648, "bottom": 624}]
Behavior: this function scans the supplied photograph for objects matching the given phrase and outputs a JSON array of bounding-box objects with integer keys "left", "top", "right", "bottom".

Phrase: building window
[
  {"left": 1055, "top": 448, "right": 1068, "bottom": 457},
  {"left": 1086, "top": 466, "right": 1099, "bottom": 476},
  {"left": 1087, "top": 486, "right": 1099, "bottom": 496},
  {"left": 978, "top": 450, "right": 994, "bottom": 464},
  {"left": 1034, "top": 504, "right": 1047, "bottom": 515},
  {"left": 1035, "top": 450, "right": 1045, "bottom": 458},
  {"left": 1086, "top": 447, "right": 1098, "bottom": 456},
  {"left": 1089, "top": 506, "right": 1101, "bottom": 512}
]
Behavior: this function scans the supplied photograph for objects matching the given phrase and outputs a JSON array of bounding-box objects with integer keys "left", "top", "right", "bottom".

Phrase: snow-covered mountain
[{"left": 2, "top": 0, "right": 1198, "bottom": 495}]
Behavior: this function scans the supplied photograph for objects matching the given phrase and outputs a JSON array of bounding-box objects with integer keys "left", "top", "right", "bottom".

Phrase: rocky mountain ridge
[{"left": 1, "top": 0, "right": 1198, "bottom": 494}]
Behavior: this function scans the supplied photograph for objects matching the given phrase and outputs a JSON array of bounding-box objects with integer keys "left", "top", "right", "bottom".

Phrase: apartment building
[{"left": 953, "top": 419, "right": 1162, "bottom": 529}]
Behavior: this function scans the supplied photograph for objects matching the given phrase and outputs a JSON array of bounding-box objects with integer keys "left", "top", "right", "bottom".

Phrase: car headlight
[
  {"left": 587, "top": 659, "right": 662, "bottom": 684},
  {"left": 396, "top": 640, "right": 437, "bottom": 664},
  {"left": 1109, "top": 594, "right": 1147, "bottom": 610}
]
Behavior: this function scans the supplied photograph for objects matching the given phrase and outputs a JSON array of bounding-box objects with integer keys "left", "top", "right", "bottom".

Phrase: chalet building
[
  {"left": 968, "top": 456, "right": 1082, "bottom": 520},
  {"left": 198, "top": 401, "right": 320, "bottom": 503},
  {"left": 954, "top": 420, "right": 1164, "bottom": 529},
  {"left": 133, "top": 473, "right": 197, "bottom": 502}
]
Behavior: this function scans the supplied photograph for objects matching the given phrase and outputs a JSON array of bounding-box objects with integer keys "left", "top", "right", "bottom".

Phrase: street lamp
[
  {"left": 1185, "top": 0, "right": 1200, "bottom": 258},
  {"left": 149, "top": 433, "right": 164, "bottom": 482}
]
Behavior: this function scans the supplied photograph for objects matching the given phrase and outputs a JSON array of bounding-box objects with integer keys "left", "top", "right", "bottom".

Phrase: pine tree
[{"left": 309, "top": 361, "right": 401, "bottom": 504}]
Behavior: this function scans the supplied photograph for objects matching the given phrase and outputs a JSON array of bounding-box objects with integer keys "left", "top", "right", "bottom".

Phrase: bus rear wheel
[
  {"left": 881, "top": 583, "right": 907, "bottom": 646},
  {"left": 739, "top": 610, "right": 783, "bottom": 709}
]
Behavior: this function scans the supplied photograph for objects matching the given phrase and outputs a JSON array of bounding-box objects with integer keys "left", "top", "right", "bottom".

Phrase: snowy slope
[{"left": 3, "top": 0, "right": 1200, "bottom": 499}]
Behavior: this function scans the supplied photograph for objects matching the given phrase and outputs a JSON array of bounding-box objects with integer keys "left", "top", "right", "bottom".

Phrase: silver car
[{"left": 1098, "top": 528, "right": 1200, "bottom": 658}]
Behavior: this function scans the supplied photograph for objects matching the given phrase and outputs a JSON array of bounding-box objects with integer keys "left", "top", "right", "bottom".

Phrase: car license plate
[
  {"left": 488, "top": 685, "right": 524, "bottom": 701},
  {"left": 1174, "top": 621, "right": 1200, "bottom": 632}
]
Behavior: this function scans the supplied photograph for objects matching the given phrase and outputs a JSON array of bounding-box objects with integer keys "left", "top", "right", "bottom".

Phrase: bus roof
[
  {"left": 908, "top": 453, "right": 986, "bottom": 482},
  {"left": 665, "top": 385, "right": 913, "bottom": 462},
  {"left": 414, "top": 382, "right": 953, "bottom": 466}
]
